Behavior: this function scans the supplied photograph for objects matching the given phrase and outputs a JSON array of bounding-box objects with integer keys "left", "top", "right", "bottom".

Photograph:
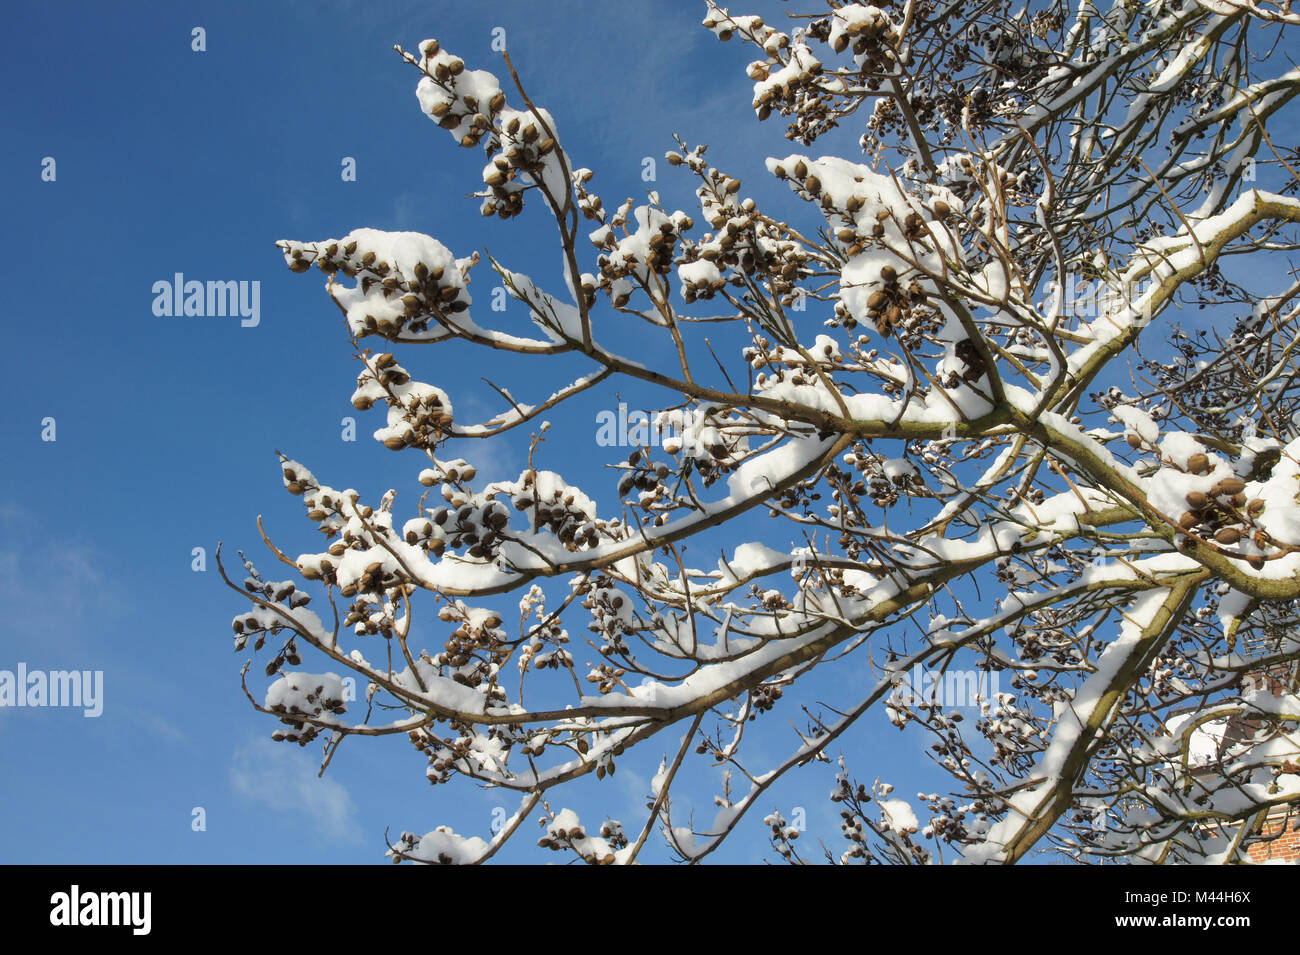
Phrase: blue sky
[
  {"left": 2, "top": 0, "right": 940, "bottom": 864},
  {"left": 6, "top": 0, "right": 1284, "bottom": 865}
]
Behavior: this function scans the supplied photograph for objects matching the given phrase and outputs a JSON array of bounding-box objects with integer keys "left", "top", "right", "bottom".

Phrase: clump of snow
[
  {"left": 277, "top": 228, "right": 474, "bottom": 341},
  {"left": 880, "top": 798, "right": 919, "bottom": 834},
  {"left": 397, "top": 826, "right": 490, "bottom": 865},
  {"left": 1112, "top": 404, "right": 1159, "bottom": 445}
]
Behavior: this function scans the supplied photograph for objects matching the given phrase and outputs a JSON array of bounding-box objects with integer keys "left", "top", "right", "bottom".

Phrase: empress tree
[{"left": 221, "top": 0, "right": 1300, "bottom": 864}]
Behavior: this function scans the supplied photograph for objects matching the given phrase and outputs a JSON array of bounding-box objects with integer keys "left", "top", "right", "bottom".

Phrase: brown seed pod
[
  {"left": 880, "top": 265, "right": 897, "bottom": 283},
  {"left": 1246, "top": 499, "right": 1265, "bottom": 518},
  {"left": 1214, "top": 527, "right": 1242, "bottom": 545},
  {"left": 1218, "top": 477, "right": 1245, "bottom": 495},
  {"left": 1186, "top": 452, "right": 1210, "bottom": 475},
  {"left": 1179, "top": 511, "right": 1198, "bottom": 530},
  {"left": 1185, "top": 491, "right": 1209, "bottom": 511}
]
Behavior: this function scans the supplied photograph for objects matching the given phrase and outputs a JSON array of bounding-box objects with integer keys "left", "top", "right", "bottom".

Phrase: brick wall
[{"left": 1247, "top": 813, "right": 1300, "bottom": 863}]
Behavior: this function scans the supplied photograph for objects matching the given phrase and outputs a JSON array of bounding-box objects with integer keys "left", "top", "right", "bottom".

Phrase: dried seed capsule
[
  {"left": 1186, "top": 452, "right": 1210, "bottom": 475},
  {"left": 1214, "top": 527, "right": 1242, "bottom": 545},
  {"left": 1218, "top": 477, "right": 1245, "bottom": 495},
  {"left": 1185, "top": 491, "right": 1208, "bottom": 511}
]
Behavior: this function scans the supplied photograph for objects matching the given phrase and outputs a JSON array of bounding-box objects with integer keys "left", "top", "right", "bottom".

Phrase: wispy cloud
[
  {"left": 230, "top": 737, "right": 362, "bottom": 843},
  {"left": 0, "top": 503, "right": 125, "bottom": 649},
  {"left": 511, "top": 0, "right": 753, "bottom": 166}
]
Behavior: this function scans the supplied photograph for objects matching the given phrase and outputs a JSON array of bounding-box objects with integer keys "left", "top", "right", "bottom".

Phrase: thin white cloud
[
  {"left": 0, "top": 503, "right": 125, "bottom": 647},
  {"left": 230, "top": 736, "right": 362, "bottom": 843}
]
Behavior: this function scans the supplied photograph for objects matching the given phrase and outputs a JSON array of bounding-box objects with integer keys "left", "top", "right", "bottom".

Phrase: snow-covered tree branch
[{"left": 221, "top": 0, "right": 1300, "bottom": 863}]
